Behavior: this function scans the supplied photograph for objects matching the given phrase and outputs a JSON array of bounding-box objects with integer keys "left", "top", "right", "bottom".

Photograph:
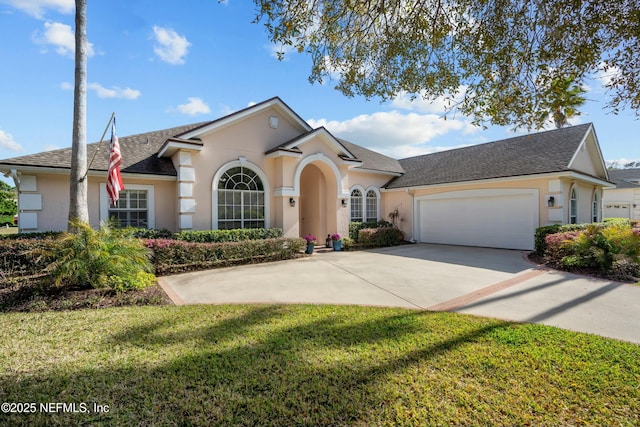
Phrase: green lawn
[
  {"left": 0, "top": 226, "right": 17, "bottom": 235},
  {"left": 0, "top": 304, "right": 638, "bottom": 426}
]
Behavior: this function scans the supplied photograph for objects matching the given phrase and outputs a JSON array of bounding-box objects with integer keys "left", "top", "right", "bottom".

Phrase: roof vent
[{"left": 269, "top": 116, "right": 279, "bottom": 129}]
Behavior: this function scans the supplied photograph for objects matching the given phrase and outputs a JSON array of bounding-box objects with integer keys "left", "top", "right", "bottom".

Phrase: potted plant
[
  {"left": 331, "top": 233, "right": 342, "bottom": 251},
  {"left": 304, "top": 234, "right": 317, "bottom": 254}
]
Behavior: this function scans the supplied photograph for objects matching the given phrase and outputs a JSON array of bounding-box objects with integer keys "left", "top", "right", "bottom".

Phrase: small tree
[{"left": 0, "top": 181, "right": 17, "bottom": 224}]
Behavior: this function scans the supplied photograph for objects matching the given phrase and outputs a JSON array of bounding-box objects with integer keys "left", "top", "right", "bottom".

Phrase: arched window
[
  {"left": 592, "top": 190, "right": 600, "bottom": 223},
  {"left": 217, "top": 166, "right": 264, "bottom": 229},
  {"left": 350, "top": 189, "right": 363, "bottom": 222},
  {"left": 569, "top": 186, "right": 578, "bottom": 224},
  {"left": 365, "top": 190, "right": 378, "bottom": 222}
]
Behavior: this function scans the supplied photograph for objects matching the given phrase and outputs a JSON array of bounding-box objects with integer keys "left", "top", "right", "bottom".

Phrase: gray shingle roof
[
  {"left": 0, "top": 122, "right": 210, "bottom": 176},
  {"left": 607, "top": 168, "right": 640, "bottom": 188},
  {"left": 338, "top": 139, "right": 404, "bottom": 174},
  {"left": 266, "top": 128, "right": 404, "bottom": 175},
  {"left": 384, "top": 123, "right": 593, "bottom": 189}
]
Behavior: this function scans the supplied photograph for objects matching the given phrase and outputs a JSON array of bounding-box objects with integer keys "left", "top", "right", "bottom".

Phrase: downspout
[
  {"left": 10, "top": 169, "right": 20, "bottom": 234},
  {"left": 408, "top": 188, "right": 416, "bottom": 243}
]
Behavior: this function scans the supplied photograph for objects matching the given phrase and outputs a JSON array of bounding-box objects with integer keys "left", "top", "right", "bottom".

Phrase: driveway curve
[{"left": 159, "top": 244, "right": 640, "bottom": 344}]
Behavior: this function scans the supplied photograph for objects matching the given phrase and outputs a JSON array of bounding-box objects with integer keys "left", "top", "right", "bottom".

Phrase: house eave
[
  {"left": 265, "top": 148, "right": 303, "bottom": 159},
  {"left": 0, "top": 164, "right": 176, "bottom": 181},
  {"left": 350, "top": 167, "right": 403, "bottom": 177},
  {"left": 158, "top": 138, "right": 204, "bottom": 158}
]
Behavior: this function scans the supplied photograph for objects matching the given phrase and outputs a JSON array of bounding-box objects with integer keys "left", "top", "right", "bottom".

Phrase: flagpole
[{"left": 82, "top": 112, "right": 116, "bottom": 181}]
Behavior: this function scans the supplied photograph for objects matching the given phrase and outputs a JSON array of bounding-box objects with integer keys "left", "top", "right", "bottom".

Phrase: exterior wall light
[
  {"left": 341, "top": 199, "right": 347, "bottom": 207},
  {"left": 289, "top": 197, "right": 296, "bottom": 207},
  {"left": 547, "top": 196, "right": 555, "bottom": 207}
]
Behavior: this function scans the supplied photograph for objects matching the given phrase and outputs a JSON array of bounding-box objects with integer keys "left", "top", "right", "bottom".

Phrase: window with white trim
[
  {"left": 365, "top": 190, "right": 378, "bottom": 222},
  {"left": 350, "top": 189, "right": 363, "bottom": 222},
  {"left": 592, "top": 190, "right": 600, "bottom": 223},
  {"left": 569, "top": 186, "right": 578, "bottom": 224},
  {"left": 108, "top": 189, "right": 149, "bottom": 228},
  {"left": 217, "top": 166, "right": 265, "bottom": 229}
]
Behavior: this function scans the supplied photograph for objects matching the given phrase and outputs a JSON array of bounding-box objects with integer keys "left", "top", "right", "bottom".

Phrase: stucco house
[
  {"left": 0, "top": 97, "right": 611, "bottom": 250},
  {"left": 603, "top": 168, "right": 640, "bottom": 220}
]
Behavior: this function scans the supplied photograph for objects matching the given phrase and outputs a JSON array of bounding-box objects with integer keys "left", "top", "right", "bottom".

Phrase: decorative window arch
[
  {"left": 592, "top": 189, "right": 600, "bottom": 223},
  {"left": 569, "top": 185, "right": 578, "bottom": 224},
  {"left": 350, "top": 186, "right": 379, "bottom": 222},
  {"left": 350, "top": 188, "right": 363, "bottom": 222},
  {"left": 365, "top": 188, "right": 380, "bottom": 222},
  {"left": 213, "top": 161, "right": 269, "bottom": 230}
]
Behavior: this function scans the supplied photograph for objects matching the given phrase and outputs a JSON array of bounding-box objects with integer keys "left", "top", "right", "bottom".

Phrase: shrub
[
  {"left": 0, "top": 215, "right": 14, "bottom": 226},
  {"left": 358, "top": 227, "right": 403, "bottom": 247},
  {"left": 341, "top": 236, "right": 354, "bottom": 250},
  {"left": 603, "top": 217, "right": 632, "bottom": 227},
  {"left": 0, "top": 230, "right": 63, "bottom": 241},
  {"left": 38, "top": 221, "right": 155, "bottom": 290},
  {"left": 349, "top": 220, "right": 393, "bottom": 241},
  {"left": 545, "top": 224, "right": 640, "bottom": 276},
  {"left": 535, "top": 225, "right": 562, "bottom": 255},
  {"left": 560, "top": 225, "right": 615, "bottom": 270},
  {"left": 0, "top": 237, "right": 57, "bottom": 280},
  {"left": 130, "top": 228, "right": 174, "bottom": 239},
  {"left": 544, "top": 230, "right": 581, "bottom": 264},
  {"left": 175, "top": 228, "right": 283, "bottom": 243},
  {"left": 534, "top": 223, "right": 594, "bottom": 255},
  {"left": 107, "top": 271, "right": 157, "bottom": 293},
  {"left": 147, "top": 237, "right": 304, "bottom": 275}
]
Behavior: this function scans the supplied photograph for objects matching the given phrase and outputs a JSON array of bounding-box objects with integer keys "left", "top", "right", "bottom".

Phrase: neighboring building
[
  {"left": 603, "top": 168, "right": 640, "bottom": 220},
  {"left": 0, "top": 97, "right": 611, "bottom": 250}
]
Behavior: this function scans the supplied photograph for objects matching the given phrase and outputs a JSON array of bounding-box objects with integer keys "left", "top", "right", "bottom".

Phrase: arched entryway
[{"left": 299, "top": 162, "right": 339, "bottom": 241}]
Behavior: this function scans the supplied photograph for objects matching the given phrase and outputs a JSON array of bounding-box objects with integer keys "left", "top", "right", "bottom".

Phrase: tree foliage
[
  {"left": 253, "top": 0, "right": 640, "bottom": 129},
  {"left": 0, "top": 181, "right": 17, "bottom": 217}
]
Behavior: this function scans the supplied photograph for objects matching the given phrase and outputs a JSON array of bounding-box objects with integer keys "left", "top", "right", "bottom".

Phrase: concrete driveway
[{"left": 159, "top": 244, "right": 640, "bottom": 344}]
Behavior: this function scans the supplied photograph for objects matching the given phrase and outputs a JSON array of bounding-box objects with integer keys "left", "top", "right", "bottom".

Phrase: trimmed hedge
[
  {"left": 0, "top": 232, "right": 300, "bottom": 285},
  {"left": 146, "top": 237, "right": 305, "bottom": 275},
  {"left": 357, "top": 227, "right": 404, "bottom": 247},
  {"left": 349, "top": 221, "right": 393, "bottom": 241},
  {"left": 130, "top": 227, "right": 283, "bottom": 243},
  {"left": 175, "top": 228, "right": 283, "bottom": 243}
]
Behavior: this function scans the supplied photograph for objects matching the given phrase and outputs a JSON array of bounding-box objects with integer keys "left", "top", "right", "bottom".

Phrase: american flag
[{"left": 106, "top": 118, "right": 124, "bottom": 205}]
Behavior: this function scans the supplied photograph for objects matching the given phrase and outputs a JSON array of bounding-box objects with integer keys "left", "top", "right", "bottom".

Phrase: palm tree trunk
[{"left": 68, "top": 0, "right": 89, "bottom": 228}]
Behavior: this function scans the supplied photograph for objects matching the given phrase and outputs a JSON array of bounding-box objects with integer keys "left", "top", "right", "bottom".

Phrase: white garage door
[
  {"left": 603, "top": 204, "right": 630, "bottom": 219},
  {"left": 417, "top": 189, "right": 539, "bottom": 250}
]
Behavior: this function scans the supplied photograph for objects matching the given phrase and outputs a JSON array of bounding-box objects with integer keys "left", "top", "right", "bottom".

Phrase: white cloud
[
  {"left": 268, "top": 43, "right": 295, "bottom": 60},
  {"left": 308, "top": 110, "right": 478, "bottom": 158},
  {"left": 43, "top": 144, "right": 61, "bottom": 152},
  {"left": 391, "top": 87, "right": 467, "bottom": 114},
  {"left": 152, "top": 26, "right": 190, "bottom": 65},
  {"left": 88, "top": 83, "right": 141, "bottom": 99},
  {"left": 60, "top": 81, "right": 72, "bottom": 90},
  {"left": 0, "top": 129, "right": 22, "bottom": 152},
  {"left": 595, "top": 63, "right": 621, "bottom": 88},
  {"left": 33, "top": 21, "right": 94, "bottom": 57},
  {"left": 606, "top": 158, "right": 640, "bottom": 168},
  {"left": 176, "top": 97, "right": 211, "bottom": 115},
  {"left": 2, "top": 0, "right": 74, "bottom": 19}
]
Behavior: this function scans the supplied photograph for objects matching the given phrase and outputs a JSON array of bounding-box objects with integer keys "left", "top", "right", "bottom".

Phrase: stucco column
[{"left": 176, "top": 151, "right": 196, "bottom": 230}]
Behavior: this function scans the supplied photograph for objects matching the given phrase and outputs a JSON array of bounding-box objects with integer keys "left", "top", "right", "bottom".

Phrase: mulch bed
[
  {"left": 0, "top": 278, "right": 173, "bottom": 313},
  {"left": 526, "top": 253, "right": 640, "bottom": 283}
]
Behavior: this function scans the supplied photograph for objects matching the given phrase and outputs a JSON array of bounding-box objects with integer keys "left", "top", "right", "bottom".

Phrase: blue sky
[{"left": 1, "top": 0, "right": 639, "bottom": 182}]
